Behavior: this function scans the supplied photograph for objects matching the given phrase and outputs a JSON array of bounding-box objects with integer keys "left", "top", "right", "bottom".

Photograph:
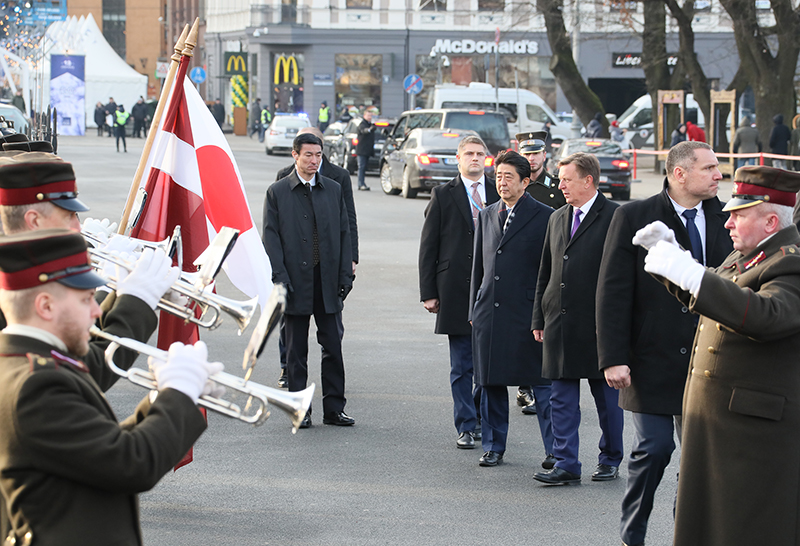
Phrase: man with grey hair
[
  {"left": 640, "top": 166, "right": 800, "bottom": 545},
  {"left": 419, "top": 134, "right": 498, "bottom": 449},
  {"left": 596, "top": 141, "right": 732, "bottom": 546}
]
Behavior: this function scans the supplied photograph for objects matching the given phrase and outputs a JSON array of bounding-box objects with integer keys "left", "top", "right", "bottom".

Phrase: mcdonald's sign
[
  {"left": 224, "top": 52, "right": 248, "bottom": 76},
  {"left": 274, "top": 55, "right": 299, "bottom": 85}
]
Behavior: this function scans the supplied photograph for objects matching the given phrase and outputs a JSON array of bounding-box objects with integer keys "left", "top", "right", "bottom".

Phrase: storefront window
[
  {"left": 273, "top": 53, "right": 304, "bottom": 114},
  {"left": 335, "top": 54, "right": 382, "bottom": 118}
]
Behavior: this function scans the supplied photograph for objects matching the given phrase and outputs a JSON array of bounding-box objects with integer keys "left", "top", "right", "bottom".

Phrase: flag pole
[{"left": 117, "top": 19, "right": 198, "bottom": 234}]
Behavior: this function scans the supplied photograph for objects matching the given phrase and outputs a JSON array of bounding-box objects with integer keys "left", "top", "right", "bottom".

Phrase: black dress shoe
[
  {"left": 323, "top": 411, "right": 355, "bottom": 426},
  {"left": 533, "top": 466, "right": 581, "bottom": 485},
  {"left": 456, "top": 431, "right": 476, "bottom": 449},
  {"left": 521, "top": 402, "right": 537, "bottom": 415},
  {"left": 277, "top": 368, "right": 288, "bottom": 389},
  {"left": 298, "top": 413, "right": 312, "bottom": 429},
  {"left": 591, "top": 464, "right": 619, "bottom": 481},
  {"left": 542, "top": 453, "right": 557, "bottom": 469},
  {"left": 516, "top": 387, "right": 534, "bottom": 407},
  {"left": 478, "top": 451, "right": 504, "bottom": 466}
]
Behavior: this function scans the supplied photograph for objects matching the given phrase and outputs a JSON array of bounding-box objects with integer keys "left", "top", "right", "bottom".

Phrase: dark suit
[
  {"left": 596, "top": 182, "right": 731, "bottom": 545},
  {"left": 419, "top": 175, "right": 498, "bottom": 434},
  {"left": 470, "top": 193, "right": 553, "bottom": 455},
  {"left": 262, "top": 171, "right": 352, "bottom": 416},
  {"left": 532, "top": 192, "right": 623, "bottom": 475},
  {"left": 0, "top": 334, "right": 206, "bottom": 546}
]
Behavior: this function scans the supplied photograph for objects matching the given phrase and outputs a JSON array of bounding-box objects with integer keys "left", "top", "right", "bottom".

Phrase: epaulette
[
  {"left": 781, "top": 245, "right": 800, "bottom": 257},
  {"left": 26, "top": 351, "right": 89, "bottom": 373}
]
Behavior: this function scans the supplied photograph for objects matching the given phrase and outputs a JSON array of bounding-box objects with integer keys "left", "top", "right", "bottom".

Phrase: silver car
[{"left": 265, "top": 114, "right": 311, "bottom": 155}]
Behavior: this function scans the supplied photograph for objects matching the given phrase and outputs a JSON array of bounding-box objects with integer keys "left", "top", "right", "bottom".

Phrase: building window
[
  {"left": 420, "top": 0, "right": 447, "bottom": 11},
  {"left": 609, "top": 1, "right": 637, "bottom": 11},
  {"left": 103, "top": 0, "right": 126, "bottom": 60},
  {"left": 335, "top": 54, "right": 382, "bottom": 118},
  {"left": 347, "top": 0, "right": 373, "bottom": 8},
  {"left": 478, "top": 0, "right": 504, "bottom": 11}
]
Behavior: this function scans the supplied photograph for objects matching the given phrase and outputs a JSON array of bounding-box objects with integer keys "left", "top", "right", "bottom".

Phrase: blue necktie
[{"left": 682, "top": 209, "right": 703, "bottom": 264}]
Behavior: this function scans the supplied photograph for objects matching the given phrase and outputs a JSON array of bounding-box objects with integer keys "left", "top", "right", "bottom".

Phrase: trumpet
[
  {"left": 83, "top": 226, "right": 183, "bottom": 271},
  {"left": 88, "top": 247, "right": 258, "bottom": 334},
  {"left": 91, "top": 326, "right": 315, "bottom": 431}
]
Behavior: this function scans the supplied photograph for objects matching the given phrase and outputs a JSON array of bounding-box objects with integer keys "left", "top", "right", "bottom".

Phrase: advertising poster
[{"left": 50, "top": 55, "right": 86, "bottom": 136}]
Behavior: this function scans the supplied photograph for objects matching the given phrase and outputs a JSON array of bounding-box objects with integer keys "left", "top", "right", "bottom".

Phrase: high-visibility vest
[
  {"left": 318, "top": 106, "right": 330, "bottom": 123},
  {"left": 261, "top": 109, "right": 272, "bottom": 124},
  {"left": 115, "top": 111, "right": 130, "bottom": 126}
]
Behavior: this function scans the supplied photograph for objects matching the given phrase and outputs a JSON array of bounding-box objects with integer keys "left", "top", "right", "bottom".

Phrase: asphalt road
[{"left": 55, "top": 133, "right": 732, "bottom": 546}]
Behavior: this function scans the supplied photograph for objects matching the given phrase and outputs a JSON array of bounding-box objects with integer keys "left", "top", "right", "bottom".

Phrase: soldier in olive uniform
[
  {"left": 0, "top": 230, "right": 219, "bottom": 546},
  {"left": 517, "top": 131, "right": 567, "bottom": 210},
  {"left": 640, "top": 166, "right": 800, "bottom": 546}
]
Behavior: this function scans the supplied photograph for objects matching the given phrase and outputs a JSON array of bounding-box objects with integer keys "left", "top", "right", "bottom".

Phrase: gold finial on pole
[
  {"left": 171, "top": 24, "right": 190, "bottom": 63},
  {"left": 182, "top": 18, "right": 200, "bottom": 58}
]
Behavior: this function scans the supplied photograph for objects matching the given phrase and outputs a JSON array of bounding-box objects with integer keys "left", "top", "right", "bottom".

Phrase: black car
[
  {"left": 325, "top": 117, "right": 395, "bottom": 175},
  {"left": 380, "top": 109, "right": 510, "bottom": 171},
  {"left": 380, "top": 128, "right": 482, "bottom": 199},
  {"left": 547, "top": 138, "right": 633, "bottom": 200}
]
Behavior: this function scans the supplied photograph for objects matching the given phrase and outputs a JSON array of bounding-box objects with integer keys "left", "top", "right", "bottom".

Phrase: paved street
[{"left": 56, "top": 133, "right": 733, "bottom": 546}]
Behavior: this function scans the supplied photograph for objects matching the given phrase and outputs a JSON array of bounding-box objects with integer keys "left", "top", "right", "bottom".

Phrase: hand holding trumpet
[
  {"left": 116, "top": 248, "right": 181, "bottom": 310},
  {"left": 149, "top": 340, "right": 225, "bottom": 403}
]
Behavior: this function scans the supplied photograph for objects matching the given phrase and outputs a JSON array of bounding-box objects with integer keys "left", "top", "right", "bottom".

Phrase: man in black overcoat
[
  {"left": 262, "top": 133, "right": 353, "bottom": 428},
  {"left": 531, "top": 152, "right": 623, "bottom": 486},
  {"left": 419, "top": 135, "right": 498, "bottom": 449},
  {"left": 274, "top": 127, "right": 359, "bottom": 388},
  {"left": 596, "top": 141, "right": 732, "bottom": 546},
  {"left": 470, "top": 150, "right": 553, "bottom": 467}
]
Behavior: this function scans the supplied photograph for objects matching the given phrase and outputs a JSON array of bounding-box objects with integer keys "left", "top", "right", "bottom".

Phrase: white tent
[{"left": 39, "top": 13, "right": 147, "bottom": 129}]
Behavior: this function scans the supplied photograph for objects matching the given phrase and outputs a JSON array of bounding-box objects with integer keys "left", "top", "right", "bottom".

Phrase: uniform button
[
  {"left": 694, "top": 346, "right": 699, "bottom": 353},
  {"left": 37, "top": 357, "right": 47, "bottom": 366},
  {"left": 302, "top": 261, "right": 308, "bottom": 266},
  {"left": 560, "top": 283, "right": 566, "bottom": 289},
  {"left": 704, "top": 370, "right": 712, "bottom": 377},
  {"left": 681, "top": 306, "right": 688, "bottom": 313},
  {"left": 561, "top": 309, "right": 566, "bottom": 314},
  {"left": 680, "top": 347, "right": 687, "bottom": 355},
  {"left": 303, "top": 238, "right": 307, "bottom": 242},
  {"left": 699, "top": 324, "right": 704, "bottom": 331},
  {"left": 304, "top": 215, "right": 308, "bottom": 219},
  {"left": 497, "top": 249, "right": 502, "bottom": 255},
  {"left": 563, "top": 254, "right": 569, "bottom": 260},
  {"left": 494, "top": 276, "right": 500, "bottom": 281},
  {"left": 716, "top": 323, "right": 722, "bottom": 331},
  {"left": 468, "top": 254, "right": 472, "bottom": 259},
  {"left": 494, "top": 302, "right": 500, "bottom": 308},
  {"left": 708, "top": 347, "right": 716, "bottom": 354},
  {"left": 732, "top": 275, "right": 738, "bottom": 282}
]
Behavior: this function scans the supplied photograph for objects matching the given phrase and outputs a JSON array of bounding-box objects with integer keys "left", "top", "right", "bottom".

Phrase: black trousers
[{"left": 284, "top": 265, "right": 346, "bottom": 416}]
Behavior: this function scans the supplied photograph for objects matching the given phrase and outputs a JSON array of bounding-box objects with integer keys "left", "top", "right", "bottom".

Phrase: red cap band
[
  {"left": 733, "top": 182, "right": 797, "bottom": 207},
  {"left": 0, "top": 252, "right": 91, "bottom": 290},
  {"left": 0, "top": 180, "right": 77, "bottom": 206}
]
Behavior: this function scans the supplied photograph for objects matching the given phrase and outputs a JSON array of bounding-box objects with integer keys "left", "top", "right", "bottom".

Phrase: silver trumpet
[
  {"left": 90, "top": 326, "right": 315, "bottom": 431},
  {"left": 83, "top": 225, "right": 183, "bottom": 270}
]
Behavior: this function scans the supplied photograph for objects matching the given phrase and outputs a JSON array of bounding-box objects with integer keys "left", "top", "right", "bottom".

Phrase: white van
[
  {"left": 429, "top": 83, "right": 572, "bottom": 145},
  {"left": 617, "top": 94, "right": 704, "bottom": 148}
]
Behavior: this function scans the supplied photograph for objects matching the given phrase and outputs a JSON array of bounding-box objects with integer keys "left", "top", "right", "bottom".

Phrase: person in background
[
  {"left": 104, "top": 98, "right": 117, "bottom": 137},
  {"left": 670, "top": 123, "right": 687, "bottom": 148},
  {"left": 11, "top": 89, "right": 25, "bottom": 115},
  {"left": 260, "top": 107, "right": 272, "bottom": 143},
  {"left": 587, "top": 112, "right": 603, "bottom": 138},
  {"left": 355, "top": 110, "right": 375, "bottom": 191},
  {"left": 318, "top": 101, "right": 331, "bottom": 133},
  {"left": 94, "top": 102, "right": 106, "bottom": 137},
  {"left": 770, "top": 113, "right": 791, "bottom": 170},
  {"left": 249, "top": 98, "right": 262, "bottom": 139},
  {"left": 113, "top": 105, "right": 129, "bottom": 153},
  {"left": 211, "top": 99, "right": 225, "bottom": 129},
  {"left": 131, "top": 97, "right": 147, "bottom": 139},
  {"left": 790, "top": 115, "right": 800, "bottom": 171},
  {"left": 732, "top": 116, "right": 761, "bottom": 169},
  {"left": 685, "top": 121, "right": 706, "bottom": 143}
]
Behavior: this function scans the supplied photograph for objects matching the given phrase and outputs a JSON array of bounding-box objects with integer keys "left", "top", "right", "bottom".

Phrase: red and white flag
[{"left": 129, "top": 55, "right": 272, "bottom": 469}]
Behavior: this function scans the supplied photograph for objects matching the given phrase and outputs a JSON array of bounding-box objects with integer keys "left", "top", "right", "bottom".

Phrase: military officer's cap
[
  {"left": 0, "top": 153, "right": 89, "bottom": 212},
  {"left": 723, "top": 166, "right": 800, "bottom": 211},
  {"left": 516, "top": 131, "right": 547, "bottom": 154},
  {"left": 0, "top": 229, "right": 106, "bottom": 290}
]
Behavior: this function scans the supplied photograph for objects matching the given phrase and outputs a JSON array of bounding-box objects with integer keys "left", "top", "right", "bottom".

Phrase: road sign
[
  {"left": 404, "top": 74, "right": 423, "bottom": 95},
  {"left": 190, "top": 67, "right": 207, "bottom": 84},
  {"left": 155, "top": 61, "right": 169, "bottom": 80}
]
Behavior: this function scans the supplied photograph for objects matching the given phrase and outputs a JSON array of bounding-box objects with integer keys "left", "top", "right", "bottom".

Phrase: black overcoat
[
  {"left": 276, "top": 155, "right": 359, "bottom": 264},
  {"left": 595, "top": 183, "right": 731, "bottom": 415},
  {"left": 262, "top": 171, "right": 352, "bottom": 315},
  {"left": 532, "top": 192, "right": 618, "bottom": 379},
  {"left": 418, "top": 175, "right": 499, "bottom": 336},
  {"left": 470, "top": 194, "right": 552, "bottom": 386}
]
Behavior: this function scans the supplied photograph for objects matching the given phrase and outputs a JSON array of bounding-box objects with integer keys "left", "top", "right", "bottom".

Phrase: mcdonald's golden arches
[
  {"left": 224, "top": 53, "right": 248, "bottom": 76},
  {"left": 274, "top": 55, "right": 299, "bottom": 85}
]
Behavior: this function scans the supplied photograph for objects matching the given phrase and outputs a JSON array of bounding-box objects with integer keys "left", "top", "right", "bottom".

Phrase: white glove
[
  {"left": 632, "top": 221, "right": 679, "bottom": 250},
  {"left": 101, "top": 234, "right": 140, "bottom": 256},
  {"left": 149, "top": 340, "right": 224, "bottom": 403},
  {"left": 82, "top": 217, "right": 118, "bottom": 243},
  {"left": 116, "top": 248, "right": 180, "bottom": 309},
  {"left": 644, "top": 240, "right": 705, "bottom": 296}
]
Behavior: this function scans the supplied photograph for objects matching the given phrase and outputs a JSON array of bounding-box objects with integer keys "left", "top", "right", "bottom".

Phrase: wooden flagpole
[{"left": 117, "top": 19, "right": 198, "bottom": 234}]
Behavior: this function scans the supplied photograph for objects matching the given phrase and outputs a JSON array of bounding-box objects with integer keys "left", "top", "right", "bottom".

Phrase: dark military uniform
[{"left": 526, "top": 168, "right": 566, "bottom": 209}]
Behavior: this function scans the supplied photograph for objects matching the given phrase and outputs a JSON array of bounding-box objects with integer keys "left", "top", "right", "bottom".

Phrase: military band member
[
  {"left": 0, "top": 229, "right": 220, "bottom": 546},
  {"left": 641, "top": 166, "right": 800, "bottom": 546}
]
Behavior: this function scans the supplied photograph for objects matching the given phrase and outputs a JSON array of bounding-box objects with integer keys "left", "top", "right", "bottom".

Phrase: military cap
[
  {"left": 0, "top": 228, "right": 106, "bottom": 290},
  {"left": 723, "top": 166, "right": 800, "bottom": 212},
  {"left": 0, "top": 153, "right": 89, "bottom": 212},
  {"left": 516, "top": 130, "right": 548, "bottom": 154}
]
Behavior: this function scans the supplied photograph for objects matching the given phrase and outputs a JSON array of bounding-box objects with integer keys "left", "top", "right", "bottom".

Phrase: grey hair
[{"left": 760, "top": 202, "right": 794, "bottom": 230}]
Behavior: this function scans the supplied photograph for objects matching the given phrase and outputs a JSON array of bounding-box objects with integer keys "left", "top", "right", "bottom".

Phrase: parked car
[
  {"left": 0, "top": 103, "right": 30, "bottom": 135},
  {"left": 547, "top": 138, "right": 632, "bottom": 201},
  {"left": 322, "top": 121, "right": 348, "bottom": 162},
  {"left": 265, "top": 113, "right": 311, "bottom": 155},
  {"left": 380, "top": 128, "right": 484, "bottom": 198},
  {"left": 380, "top": 109, "right": 510, "bottom": 176},
  {"left": 327, "top": 116, "right": 395, "bottom": 174}
]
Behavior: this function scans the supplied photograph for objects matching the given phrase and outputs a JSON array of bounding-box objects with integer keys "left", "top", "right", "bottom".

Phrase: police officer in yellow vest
[
  {"left": 259, "top": 107, "right": 272, "bottom": 143},
  {"left": 114, "top": 105, "right": 130, "bottom": 153},
  {"left": 318, "top": 101, "right": 330, "bottom": 132}
]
